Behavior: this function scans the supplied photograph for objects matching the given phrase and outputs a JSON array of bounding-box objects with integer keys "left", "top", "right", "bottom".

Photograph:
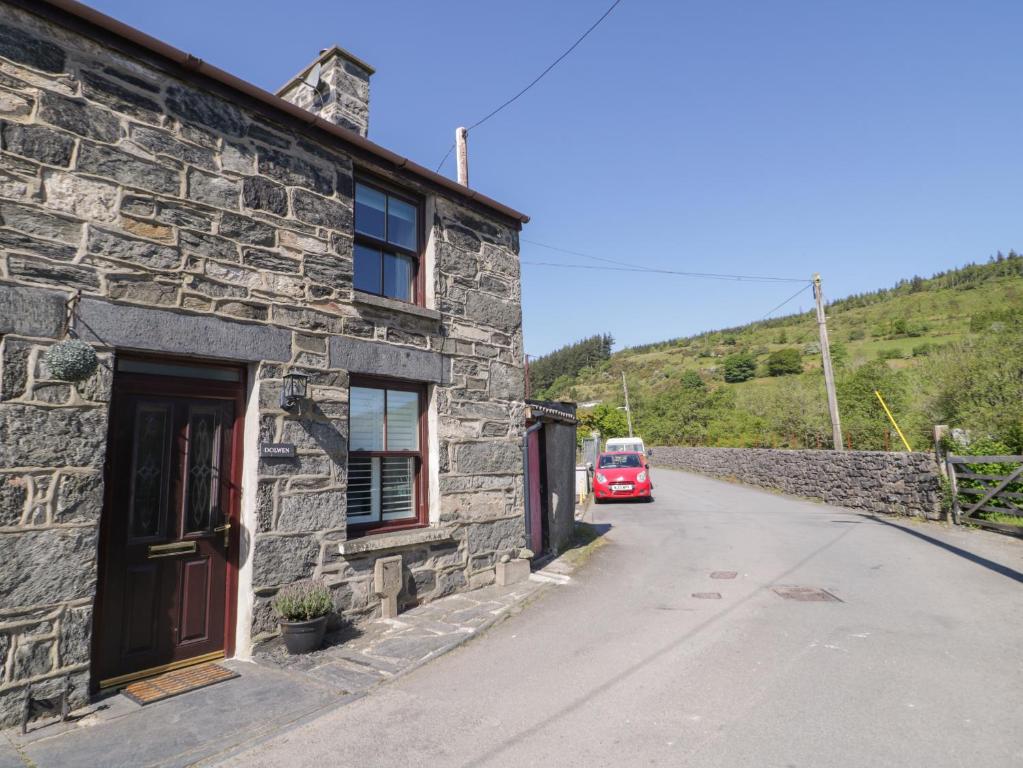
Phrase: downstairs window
[{"left": 346, "top": 378, "right": 427, "bottom": 534}]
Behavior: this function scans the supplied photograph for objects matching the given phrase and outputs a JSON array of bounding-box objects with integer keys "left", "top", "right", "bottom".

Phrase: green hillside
[{"left": 537, "top": 252, "right": 1023, "bottom": 452}]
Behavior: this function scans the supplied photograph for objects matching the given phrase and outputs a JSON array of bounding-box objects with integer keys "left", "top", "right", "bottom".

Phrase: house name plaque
[{"left": 259, "top": 442, "right": 296, "bottom": 458}]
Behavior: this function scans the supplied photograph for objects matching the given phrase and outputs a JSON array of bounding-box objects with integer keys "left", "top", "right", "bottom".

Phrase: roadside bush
[{"left": 837, "top": 361, "right": 908, "bottom": 450}]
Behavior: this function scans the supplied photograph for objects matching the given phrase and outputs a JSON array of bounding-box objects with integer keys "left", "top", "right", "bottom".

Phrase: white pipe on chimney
[{"left": 456, "top": 127, "right": 469, "bottom": 187}]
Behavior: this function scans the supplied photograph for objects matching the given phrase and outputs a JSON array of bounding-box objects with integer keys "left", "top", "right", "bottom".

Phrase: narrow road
[{"left": 217, "top": 469, "right": 1023, "bottom": 767}]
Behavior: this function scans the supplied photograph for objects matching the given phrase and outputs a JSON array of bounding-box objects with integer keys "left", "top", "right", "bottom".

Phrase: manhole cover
[
  {"left": 710, "top": 571, "right": 737, "bottom": 580},
  {"left": 772, "top": 586, "right": 842, "bottom": 602},
  {"left": 692, "top": 592, "right": 722, "bottom": 600}
]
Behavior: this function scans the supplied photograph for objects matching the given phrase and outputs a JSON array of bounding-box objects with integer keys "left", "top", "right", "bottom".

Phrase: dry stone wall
[
  {"left": 0, "top": 2, "right": 525, "bottom": 724},
  {"left": 651, "top": 447, "right": 943, "bottom": 519}
]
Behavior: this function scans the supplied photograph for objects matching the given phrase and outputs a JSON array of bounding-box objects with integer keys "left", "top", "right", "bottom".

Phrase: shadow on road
[{"left": 866, "top": 514, "right": 1023, "bottom": 585}]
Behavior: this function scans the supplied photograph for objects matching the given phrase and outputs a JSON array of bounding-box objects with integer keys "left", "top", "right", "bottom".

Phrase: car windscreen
[{"left": 599, "top": 454, "right": 642, "bottom": 469}]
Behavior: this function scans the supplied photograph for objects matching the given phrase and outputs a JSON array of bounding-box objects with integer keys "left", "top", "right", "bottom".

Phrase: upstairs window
[
  {"left": 347, "top": 378, "right": 427, "bottom": 533},
  {"left": 354, "top": 181, "right": 421, "bottom": 304}
]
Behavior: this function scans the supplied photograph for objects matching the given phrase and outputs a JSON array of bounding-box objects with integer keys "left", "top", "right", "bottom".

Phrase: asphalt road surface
[{"left": 217, "top": 468, "right": 1023, "bottom": 767}]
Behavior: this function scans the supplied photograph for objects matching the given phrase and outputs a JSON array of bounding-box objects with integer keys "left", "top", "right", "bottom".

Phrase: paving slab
[
  {"left": 306, "top": 662, "right": 386, "bottom": 694},
  {"left": 9, "top": 662, "right": 343, "bottom": 768}
]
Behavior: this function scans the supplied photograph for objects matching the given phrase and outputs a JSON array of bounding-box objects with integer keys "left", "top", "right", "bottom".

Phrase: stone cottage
[{"left": 0, "top": 0, "right": 529, "bottom": 724}]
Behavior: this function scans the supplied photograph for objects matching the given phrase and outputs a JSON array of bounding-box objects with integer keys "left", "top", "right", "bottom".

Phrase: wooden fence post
[{"left": 945, "top": 456, "right": 960, "bottom": 524}]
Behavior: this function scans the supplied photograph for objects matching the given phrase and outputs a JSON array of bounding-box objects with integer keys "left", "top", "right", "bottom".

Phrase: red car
[{"left": 593, "top": 451, "right": 653, "bottom": 502}]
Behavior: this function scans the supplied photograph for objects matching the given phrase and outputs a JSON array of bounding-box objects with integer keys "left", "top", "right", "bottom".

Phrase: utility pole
[
  {"left": 814, "top": 273, "right": 843, "bottom": 450},
  {"left": 455, "top": 127, "right": 469, "bottom": 187},
  {"left": 621, "top": 371, "right": 634, "bottom": 437}
]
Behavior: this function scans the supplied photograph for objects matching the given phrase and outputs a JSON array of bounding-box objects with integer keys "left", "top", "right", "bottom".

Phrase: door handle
[
  {"left": 148, "top": 541, "right": 197, "bottom": 559},
  {"left": 214, "top": 523, "right": 231, "bottom": 553}
]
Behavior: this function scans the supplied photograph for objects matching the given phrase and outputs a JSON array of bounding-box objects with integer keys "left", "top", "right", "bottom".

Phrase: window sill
[
  {"left": 353, "top": 290, "right": 441, "bottom": 322},
  {"left": 338, "top": 525, "right": 455, "bottom": 557}
]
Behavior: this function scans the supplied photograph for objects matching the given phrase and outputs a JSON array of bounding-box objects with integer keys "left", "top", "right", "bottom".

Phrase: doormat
[{"left": 122, "top": 663, "right": 238, "bottom": 706}]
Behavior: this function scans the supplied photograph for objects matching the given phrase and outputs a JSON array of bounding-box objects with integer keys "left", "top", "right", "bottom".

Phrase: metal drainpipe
[{"left": 522, "top": 421, "right": 544, "bottom": 549}]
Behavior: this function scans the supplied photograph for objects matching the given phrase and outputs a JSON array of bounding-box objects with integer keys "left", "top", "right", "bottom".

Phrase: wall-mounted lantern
[{"left": 280, "top": 371, "right": 309, "bottom": 412}]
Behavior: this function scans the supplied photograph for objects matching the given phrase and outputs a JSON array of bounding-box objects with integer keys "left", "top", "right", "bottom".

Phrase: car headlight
[
  {"left": 596, "top": 473, "right": 607, "bottom": 484},
  {"left": 637, "top": 471, "right": 647, "bottom": 483}
]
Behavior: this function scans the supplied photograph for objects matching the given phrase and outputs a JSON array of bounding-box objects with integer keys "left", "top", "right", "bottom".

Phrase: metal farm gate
[{"left": 946, "top": 453, "right": 1023, "bottom": 535}]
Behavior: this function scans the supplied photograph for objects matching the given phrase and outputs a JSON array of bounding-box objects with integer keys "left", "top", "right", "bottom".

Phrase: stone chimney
[{"left": 278, "top": 46, "right": 374, "bottom": 138}]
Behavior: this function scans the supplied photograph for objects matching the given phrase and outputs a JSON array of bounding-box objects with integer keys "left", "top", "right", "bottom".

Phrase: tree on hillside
[
  {"left": 830, "top": 341, "right": 848, "bottom": 368},
  {"left": 722, "top": 352, "right": 756, "bottom": 383},
  {"left": 578, "top": 403, "right": 629, "bottom": 442},
  {"left": 680, "top": 370, "right": 706, "bottom": 390},
  {"left": 766, "top": 348, "right": 803, "bottom": 376},
  {"left": 528, "top": 334, "right": 613, "bottom": 394}
]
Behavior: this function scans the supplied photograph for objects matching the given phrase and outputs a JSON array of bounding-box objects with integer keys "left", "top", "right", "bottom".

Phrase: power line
[
  {"left": 760, "top": 283, "right": 813, "bottom": 320},
  {"left": 436, "top": 0, "right": 624, "bottom": 171},
  {"left": 523, "top": 260, "right": 814, "bottom": 284},
  {"left": 522, "top": 239, "right": 809, "bottom": 283},
  {"left": 523, "top": 238, "right": 663, "bottom": 274}
]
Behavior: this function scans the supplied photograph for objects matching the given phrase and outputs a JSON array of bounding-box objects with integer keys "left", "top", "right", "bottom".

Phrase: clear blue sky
[{"left": 88, "top": 0, "right": 1023, "bottom": 356}]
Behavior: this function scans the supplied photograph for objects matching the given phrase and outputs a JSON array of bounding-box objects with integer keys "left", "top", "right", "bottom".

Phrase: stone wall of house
[
  {"left": 650, "top": 446, "right": 943, "bottom": 519},
  {"left": 0, "top": 2, "right": 525, "bottom": 723}
]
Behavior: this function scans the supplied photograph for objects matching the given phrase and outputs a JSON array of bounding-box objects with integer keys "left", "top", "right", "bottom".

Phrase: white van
[{"left": 604, "top": 437, "right": 647, "bottom": 455}]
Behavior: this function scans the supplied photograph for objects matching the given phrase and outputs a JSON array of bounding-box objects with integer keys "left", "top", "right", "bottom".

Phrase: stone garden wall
[
  {"left": 650, "top": 447, "right": 943, "bottom": 519},
  {"left": 0, "top": 2, "right": 525, "bottom": 724}
]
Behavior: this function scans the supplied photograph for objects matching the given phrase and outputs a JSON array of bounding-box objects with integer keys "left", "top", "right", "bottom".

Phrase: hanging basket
[{"left": 43, "top": 339, "right": 98, "bottom": 382}]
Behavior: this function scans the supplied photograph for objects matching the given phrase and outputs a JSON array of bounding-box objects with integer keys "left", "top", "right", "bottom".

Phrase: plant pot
[{"left": 279, "top": 615, "right": 327, "bottom": 654}]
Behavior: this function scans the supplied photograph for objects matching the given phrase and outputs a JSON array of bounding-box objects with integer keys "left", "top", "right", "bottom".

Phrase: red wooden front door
[{"left": 94, "top": 366, "right": 242, "bottom": 688}]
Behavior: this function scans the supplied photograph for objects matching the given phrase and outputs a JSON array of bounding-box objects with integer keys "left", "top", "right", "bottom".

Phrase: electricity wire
[
  {"left": 520, "top": 238, "right": 810, "bottom": 283},
  {"left": 523, "top": 260, "right": 813, "bottom": 284},
  {"left": 760, "top": 283, "right": 813, "bottom": 320},
  {"left": 435, "top": 0, "right": 625, "bottom": 171}
]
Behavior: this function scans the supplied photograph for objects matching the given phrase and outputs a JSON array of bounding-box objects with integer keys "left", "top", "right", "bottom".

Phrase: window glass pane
[
  {"left": 131, "top": 404, "right": 170, "bottom": 539},
  {"left": 346, "top": 456, "right": 379, "bottom": 522},
  {"left": 387, "top": 197, "right": 417, "bottom": 250},
  {"left": 184, "top": 408, "right": 220, "bottom": 534},
  {"left": 354, "top": 244, "right": 382, "bottom": 294},
  {"left": 381, "top": 456, "right": 415, "bottom": 520},
  {"left": 386, "top": 390, "right": 419, "bottom": 451},
  {"left": 382, "top": 252, "right": 413, "bottom": 302},
  {"left": 355, "top": 183, "right": 386, "bottom": 239},
  {"left": 349, "top": 387, "right": 384, "bottom": 451}
]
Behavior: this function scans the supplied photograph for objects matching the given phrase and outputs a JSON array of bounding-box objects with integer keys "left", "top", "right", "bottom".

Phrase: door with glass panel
[
  {"left": 94, "top": 361, "right": 242, "bottom": 688},
  {"left": 347, "top": 379, "right": 426, "bottom": 533}
]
